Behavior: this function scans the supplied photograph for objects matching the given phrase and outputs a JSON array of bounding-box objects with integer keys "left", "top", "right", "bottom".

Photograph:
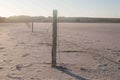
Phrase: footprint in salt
[
  {"left": 22, "top": 53, "right": 30, "bottom": 57},
  {"left": 6, "top": 73, "right": 23, "bottom": 80},
  {"left": 0, "top": 47, "right": 5, "bottom": 50},
  {"left": 0, "top": 46, "right": 6, "bottom": 52},
  {"left": 19, "top": 42, "right": 25, "bottom": 44},
  {"left": 3, "top": 54, "right": 8, "bottom": 56},
  {"left": 111, "top": 50, "right": 120, "bottom": 54},
  {"left": 11, "top": 63, "right": 34, "bottom": 71},
  {"left": 0, "top": 66, "right": 4, "bottom": 70},
  {"left": 3, "top": 60, "right": 12, "bottom": 63}
]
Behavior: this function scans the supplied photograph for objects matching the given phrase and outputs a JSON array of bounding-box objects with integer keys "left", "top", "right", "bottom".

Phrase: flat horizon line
[{"left": 1, "top": 15, "right": 120, "bottom": 19}]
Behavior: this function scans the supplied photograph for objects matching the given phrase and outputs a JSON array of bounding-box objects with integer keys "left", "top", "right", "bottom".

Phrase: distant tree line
[
  {"left": 0, "top": 15, "right": 120, "bottom": 23},
  {"left": 0, "top": 17, "right": 6, "bottom": 23}
]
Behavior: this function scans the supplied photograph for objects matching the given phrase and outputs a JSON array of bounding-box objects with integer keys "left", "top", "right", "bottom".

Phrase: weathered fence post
[
  {"left": 52, "top": 10, "right": 58, "bottom": 67},
  {"left": 32, "top": 20, "right": 34, "bottom": 32}
]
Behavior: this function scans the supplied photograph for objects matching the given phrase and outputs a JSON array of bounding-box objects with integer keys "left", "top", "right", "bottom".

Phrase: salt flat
[{"left": 0, "top": 23, "right": 120, "bottom": 80}]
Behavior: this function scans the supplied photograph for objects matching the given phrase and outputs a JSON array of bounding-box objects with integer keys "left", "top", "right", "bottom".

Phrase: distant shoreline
[{"left": 0, "top": 16, "right": 120, "bottom": 23}]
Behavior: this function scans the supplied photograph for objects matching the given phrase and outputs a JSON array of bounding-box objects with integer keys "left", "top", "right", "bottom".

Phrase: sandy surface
[{"left": 0, "top": 23, "right": 120, "bottom": 80}]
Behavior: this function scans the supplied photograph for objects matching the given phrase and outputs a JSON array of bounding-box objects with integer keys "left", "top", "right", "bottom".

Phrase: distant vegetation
[
  {"left": 0, "top": 17, "right": 6, "bottom": 23},
  {"left": 0, "top": 15, "right": 120, "bottom": 23}
]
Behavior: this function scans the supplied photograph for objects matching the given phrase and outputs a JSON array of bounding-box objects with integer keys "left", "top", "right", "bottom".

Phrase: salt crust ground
[{"left": 0, "top": 23, "right": 120, "bottom": 80}]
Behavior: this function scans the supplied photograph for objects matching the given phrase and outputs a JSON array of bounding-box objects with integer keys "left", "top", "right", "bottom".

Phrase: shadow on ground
[{"left": 54, "top": 66, "right": 88, "bottom": 80}]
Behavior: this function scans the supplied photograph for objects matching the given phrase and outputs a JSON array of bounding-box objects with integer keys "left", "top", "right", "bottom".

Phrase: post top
[{"left": 53, "top": 10, "right": 57, "bottom": 12}]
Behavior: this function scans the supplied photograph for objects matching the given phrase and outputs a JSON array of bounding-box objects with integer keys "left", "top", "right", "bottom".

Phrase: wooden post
[
  {"left": 52, "top": 10, "right": 58, "bottom": 67},
  {"left": 32, "top": 21, "right": 34, "bottom": 32}
]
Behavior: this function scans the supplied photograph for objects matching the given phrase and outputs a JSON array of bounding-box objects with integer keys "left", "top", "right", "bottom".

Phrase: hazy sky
[{"left": 0, "top": 0, "right": 120, "bottom": 18}]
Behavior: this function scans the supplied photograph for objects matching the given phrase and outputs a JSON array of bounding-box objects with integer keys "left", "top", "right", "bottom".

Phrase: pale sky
[{"left": 0, "top": 0, "right": 120, "bottom": 18}]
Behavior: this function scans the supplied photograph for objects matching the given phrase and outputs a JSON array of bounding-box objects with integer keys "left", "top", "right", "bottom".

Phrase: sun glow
[{"left": 0, "top": 5, "right": 14, "bottom": 17}]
